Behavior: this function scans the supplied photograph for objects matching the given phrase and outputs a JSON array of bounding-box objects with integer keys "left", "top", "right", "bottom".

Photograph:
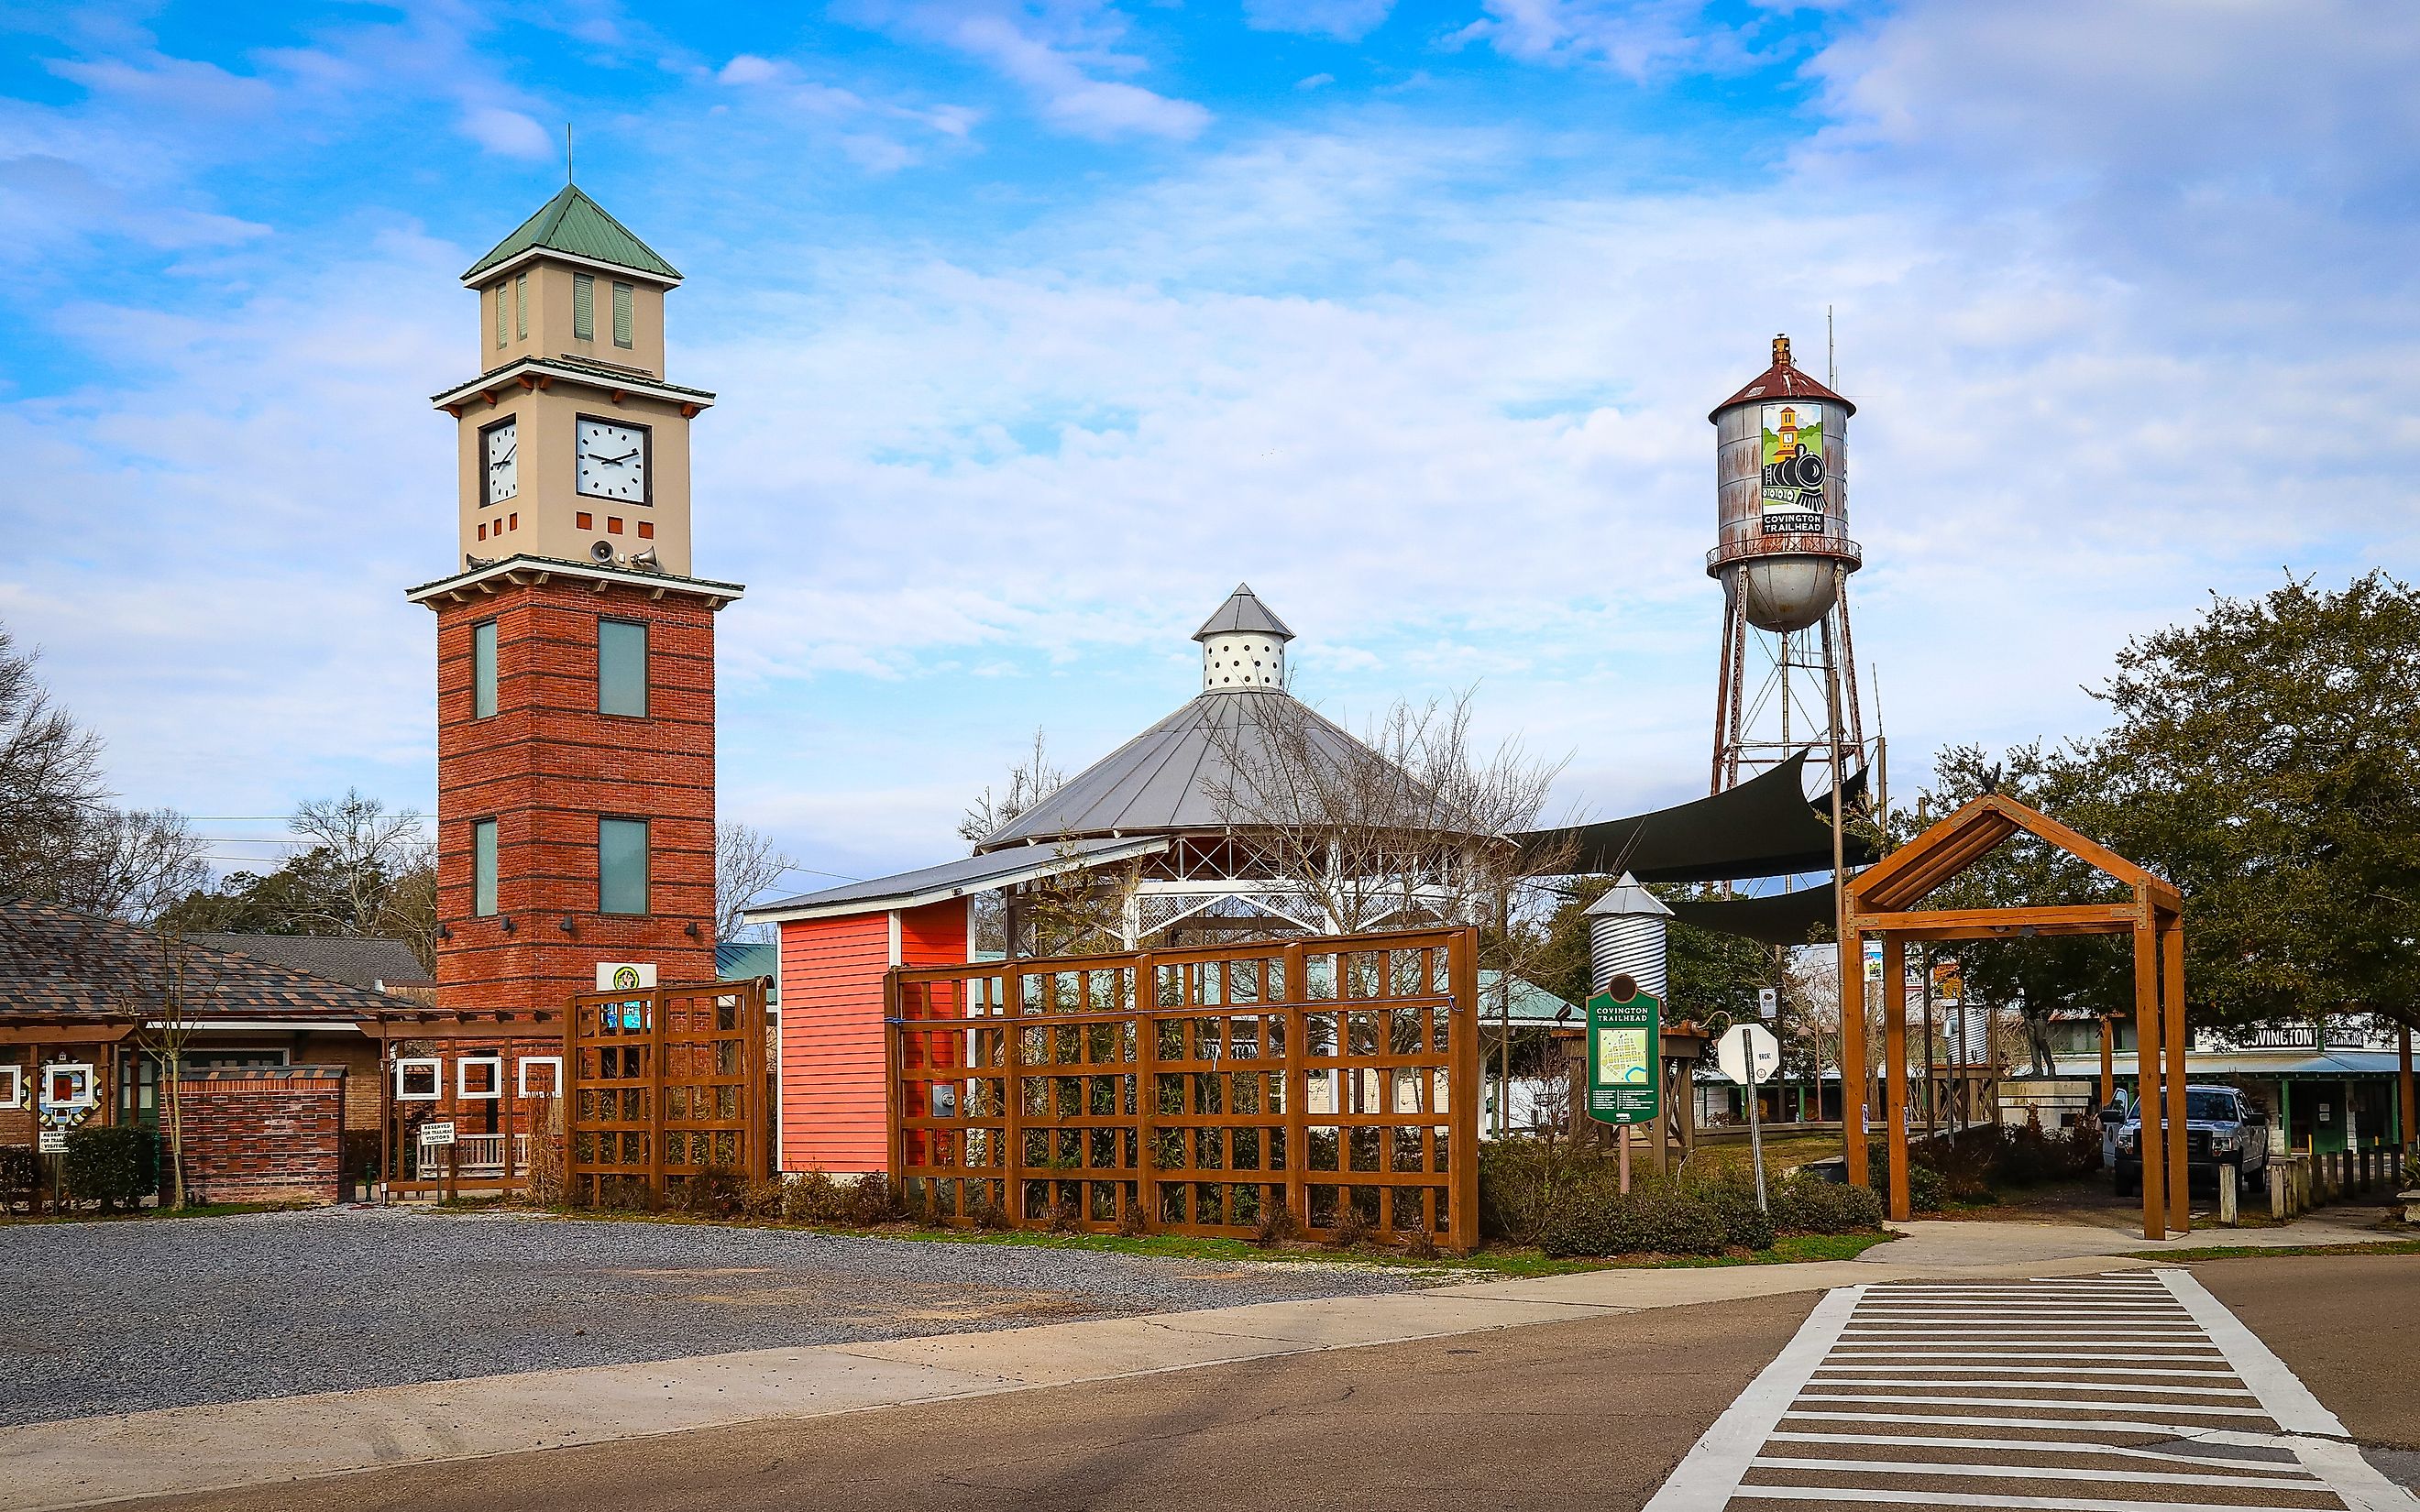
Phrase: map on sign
[{"left": 1585, "top": 987, "right": 1661, "bottom": 1126}]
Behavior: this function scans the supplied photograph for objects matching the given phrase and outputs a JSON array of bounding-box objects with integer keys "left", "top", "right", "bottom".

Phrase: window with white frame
[
  {"left": 517, "top": 1056, "right": 564, "bottom": 1097},
  {"left": 457, "top": 1057, "right": 504, "bottom": 1100},
  {"left": 41, "top": 1063, "right": 96, "bottom": 1109},
  {"left": 395, "top": 1058, "right": 441, "bottom": 1101},
  {"left": 0, "top": 1065, "right": 21, "bottom": 1108}
]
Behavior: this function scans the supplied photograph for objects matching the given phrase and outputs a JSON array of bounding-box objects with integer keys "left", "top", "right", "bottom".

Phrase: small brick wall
[{"left": 176, "top": 1067, "right": 346, "bottom": 1205}]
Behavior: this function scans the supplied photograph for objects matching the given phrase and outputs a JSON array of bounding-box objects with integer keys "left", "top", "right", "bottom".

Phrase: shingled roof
[
  {"left": 461, "top": 183, "right": 681, "bottom": 283},
  {"left": 0, "top": 898, "right": 412, "bottom": 1023},
  {"left": 185, "top": 934, "right": 434, "bottom": 992}
]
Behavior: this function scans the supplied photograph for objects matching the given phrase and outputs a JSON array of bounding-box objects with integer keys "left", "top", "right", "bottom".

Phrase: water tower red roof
[{"left": 1709, "top": 334, "right": 1855, "bottom": 421}]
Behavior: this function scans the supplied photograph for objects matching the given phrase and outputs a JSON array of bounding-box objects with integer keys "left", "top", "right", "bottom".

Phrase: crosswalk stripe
[
  {"left": 1747, "top": 1455, "right": 2326, "bottom": 1490},
  {"left": 1764, "top": 1430, "right": 2315, "bottom": 1473},
  {"left": 1818, "top": 1363, "right": 2238, "bottom": 1375},
  {"left": 1803, "top": 1377, "right": 2258, "bottom": 1395},
  {"left": 1726, "top": 1486, "right": 2343, "bottom": 1512},
  {"left": 1777, "top": 1408, "right": 2313, "bottom": 1434}
]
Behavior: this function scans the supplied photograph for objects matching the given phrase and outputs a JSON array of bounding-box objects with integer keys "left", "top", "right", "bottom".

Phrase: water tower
[{"left": 1707, "top": 334, "right": 1868, "bottom": 794}]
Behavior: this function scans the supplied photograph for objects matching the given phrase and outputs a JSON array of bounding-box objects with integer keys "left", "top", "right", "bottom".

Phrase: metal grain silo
[{"left": 1585, "top": 874, "right": 1671, "bottom": 999}]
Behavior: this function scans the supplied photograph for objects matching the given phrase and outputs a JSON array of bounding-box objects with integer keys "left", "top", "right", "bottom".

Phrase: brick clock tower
[{"left": 408, "top": 184, "right": 742, "bottom": 1014}]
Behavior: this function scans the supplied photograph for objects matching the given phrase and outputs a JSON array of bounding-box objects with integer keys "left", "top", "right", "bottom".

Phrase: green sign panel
[{"left": 1585, "top": 987, "right": 1662, "bottom": 1126}]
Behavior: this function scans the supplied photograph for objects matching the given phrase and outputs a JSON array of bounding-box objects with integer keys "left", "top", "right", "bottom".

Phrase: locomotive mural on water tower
[
  {"left": 407, "top": 184, "right": 742, "bottom": 1015},
  {"left": 1706, "top": 334, "right": 1871, "bottom": 798}
]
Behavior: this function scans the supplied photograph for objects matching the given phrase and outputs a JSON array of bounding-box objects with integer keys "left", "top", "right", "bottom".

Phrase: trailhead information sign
[{"left": 1585, "top": 984, "right": 1662, "bottom": 1126}]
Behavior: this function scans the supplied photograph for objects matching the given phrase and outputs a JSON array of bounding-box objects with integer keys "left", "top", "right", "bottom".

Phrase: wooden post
[
  {"left": 1138, "top": 951, "right": 1164, "bottom": 1233},
  {"left": 1881, "top": 933, "right": 1910, "bottom": 1222},
  {"left": 2099, "top": 1015, "right": 2116, "bottom": 1110},
  {"left": 2400, "top": 1024, "right": 2414, "bottom": 1156},
  {"left": 883, "top": 971, "right": 905, "bottom": 1207},
  {"left": 2132, "top": 892, "right": 2167, "bottom": 1241},
  {"left": 1002, "top": 958, "right": 1025, "bottom": 1228},
  {"left": 2162, "top": 919, "right": 2189, "bottom": 1232},
  {"left": 1282, "top": 941, "right": 1307, "bottom": 1233},
  {"left": 1838, "top": 923, "right": 1867, "bottom": 1187},
  {"left": 2218, "top": 1160, "right": 2238, "bottom": 1227},
  {"left": 1451, "top": 926, "right": 1481, "bottom": 1255}
]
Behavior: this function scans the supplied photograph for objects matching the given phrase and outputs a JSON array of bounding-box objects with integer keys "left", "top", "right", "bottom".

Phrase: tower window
[
  {"left": 576, "top": 510, "right": 593, "bottom": 530},
  {"left": 514, "top": 272, "right": 528, "bottom": 340},
  {"left": 611, "top": 281, "right": 633, "bottom": 348},
  {"left": 599, "top": 618, "right": 647, "bottom": 717},
  {"left": 573, "top": 273, "right": 594, "bottom": 340},
  {"left": 492, "top": 283, "right": 507, "bottom": 348},
  {"left": 473, "top": 818, "right": 499, "bottom": 917},
  {"left": 599, "top": 817, "right": 649, "bottom": 915},
  {"left": 472, "top": 619, "right": 498, "bottom": 718},
  {"left": 637, "top": 521, "right": 654, "bottom": 539},
  {"left": 607, "top": 517, "right": 623, "bottom": 534}
]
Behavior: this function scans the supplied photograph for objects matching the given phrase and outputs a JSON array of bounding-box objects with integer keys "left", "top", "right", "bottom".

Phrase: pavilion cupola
[{"left": 1193, "top": 584, "right": 1294, "bottom": 693}]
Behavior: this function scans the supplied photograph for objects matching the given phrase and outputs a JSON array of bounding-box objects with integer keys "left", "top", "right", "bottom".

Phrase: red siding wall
[
  {"left": 178, "top": 1071, "right": 346, "bottom": 1205},
  {"left": 777, "top": 900, "right": 967, "bottom": 1175}
]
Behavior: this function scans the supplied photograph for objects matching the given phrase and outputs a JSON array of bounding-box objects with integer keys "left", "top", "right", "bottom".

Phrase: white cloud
[
  {"left": 459, "top": 104, "right": 556, "bottom": 159},
  {"left": 940, "top": 11, "right": 1209, "bottom": 141},
  {"left": 1448, "top": 0, "right": 1766, "bottom": 77},
  {"left": 1245, "top": 0, "right": 1396, "bottom": 42}
]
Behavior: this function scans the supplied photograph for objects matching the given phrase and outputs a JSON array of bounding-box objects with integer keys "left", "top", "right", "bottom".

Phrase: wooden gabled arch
[{"left": 1842, "top": 794, "right": 2189, "bottom": 1240}]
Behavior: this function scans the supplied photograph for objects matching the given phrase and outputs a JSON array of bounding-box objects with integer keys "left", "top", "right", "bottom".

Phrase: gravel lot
[{"left": 0, "top": 1207, "right": 1420, "bottom": 1426}]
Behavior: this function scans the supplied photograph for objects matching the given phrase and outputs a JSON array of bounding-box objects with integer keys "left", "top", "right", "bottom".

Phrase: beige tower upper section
[{"left": 433, "top": 184, "right": 712, "bottom": 579}]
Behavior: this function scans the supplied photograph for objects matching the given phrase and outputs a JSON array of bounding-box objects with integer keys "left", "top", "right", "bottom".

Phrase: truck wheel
[{"left": 2116, "top": 1166, "right": 2138, "bottom": 1198}]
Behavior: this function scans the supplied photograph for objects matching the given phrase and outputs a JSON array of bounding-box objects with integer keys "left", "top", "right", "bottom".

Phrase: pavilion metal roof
[
  {"left": 974, "top": 689, "right": 1396, "bottom": 850},
  {"left": 747, "top": 837, "right": 1171, "bottom": 923}
]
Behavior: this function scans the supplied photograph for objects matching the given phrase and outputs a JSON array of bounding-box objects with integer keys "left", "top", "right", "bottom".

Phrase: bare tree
[
  {"left": 715, "top": 821, "right": 798, "bottom": 943},
  {"left": 1202, "top": 689, "right": 1570, "bottom": 937},
  {"left": 958, "top": 729, "right": 1065, "bottom": 845},
  {"left": 114, "top": 927, "right": 219, "bottom": 1211},
  {"left": 0, "top": 629, "right": 107, "bottom": 900},
  {"left": 289, "top": 790, "right": 428, "bottom": 935},
  {"left": 49, "top": 807, "right": 209, "bottom": 923}
]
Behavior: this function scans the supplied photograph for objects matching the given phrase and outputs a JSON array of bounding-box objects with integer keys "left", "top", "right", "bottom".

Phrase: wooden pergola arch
[{"left": 1840, "top": 794, "right": 2191, "bottom": 1240}]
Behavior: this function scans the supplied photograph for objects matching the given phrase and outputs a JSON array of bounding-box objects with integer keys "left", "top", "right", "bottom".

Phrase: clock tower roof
[{"left": 462, "top": 183, "right": 682, "bottom": 285}]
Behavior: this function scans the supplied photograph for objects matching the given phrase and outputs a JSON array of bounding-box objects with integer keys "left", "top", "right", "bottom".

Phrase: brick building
[{"left": 393, "top": 182, "right": 744, "bottom": 1193}]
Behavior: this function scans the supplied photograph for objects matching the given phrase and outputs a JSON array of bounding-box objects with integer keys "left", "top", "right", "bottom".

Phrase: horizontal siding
[{"left": 778, "top": 914, "right": 888, "bottom": 1173}]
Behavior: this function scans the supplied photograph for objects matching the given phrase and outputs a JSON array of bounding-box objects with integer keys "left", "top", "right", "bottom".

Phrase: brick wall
[
  {"left": 176, "top": 1068, "right": 345, "bottom": 1205},
  {"left": 431, "top": 577, "right": 719, "bottom": 1014}
]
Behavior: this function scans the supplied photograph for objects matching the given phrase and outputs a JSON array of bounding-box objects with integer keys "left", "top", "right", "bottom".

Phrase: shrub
[
  {"left": 63, "top": 1125, "right": 158, "bottom": 1211},
  {"left": 966, "top": 1192, "right": 1011, "bottom": 1230},
  {"left": 1252, "top": 1202, "right": 1301, "bottom": 1248},
  {"left": 1116, "top": 1197, "right": 1148, "bottom": 1237},
  {"left": 1907, "top": 1162, "right": 1946, "bottom": 1214},
  {"left": 1767, "top": 1173, "right": 1884, "bottom": 1234},
  {"left": 783, "top": 1169, "right": 847, "bottom": 1223},
  {"left": 682, "top": 1165, "right": 742, "bottom": 1217},
  {"left": 845, "top": 1172, "right": 902, "bottom": 1226},
  {"left": 1329, "top": 1206, "right": 1375, "bottom": 1249},
  {"left": 0, "top": 1144, "right": 36, "bottom": 1212},
  {"left": 1540, "top": 1180, "right": 1727, "bottom": 1259},
  {"left": 1699, "top": 1179, "right": 1778, "bottom": 1253},
  {"left": 737, "top": 1177, "right": 787, "bottom": 1220}
]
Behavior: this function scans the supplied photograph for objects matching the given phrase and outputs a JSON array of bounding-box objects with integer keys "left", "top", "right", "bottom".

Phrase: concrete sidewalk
[{"left": 2, "top": 1213, "right": 2402, "bottom": 1511}]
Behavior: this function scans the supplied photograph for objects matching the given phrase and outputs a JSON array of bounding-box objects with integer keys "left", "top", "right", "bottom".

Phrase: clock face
[
  {"left": 577, "top": 419, "right": 649, "bottom": 502},
  {"left": 483, "top": 419, "right": 518, "bottom": 504}
]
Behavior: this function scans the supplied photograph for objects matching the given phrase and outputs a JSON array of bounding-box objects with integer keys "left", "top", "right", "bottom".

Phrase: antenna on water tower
[{"left": 1827, "top": 305, "right": 1836, "bottom": 389}]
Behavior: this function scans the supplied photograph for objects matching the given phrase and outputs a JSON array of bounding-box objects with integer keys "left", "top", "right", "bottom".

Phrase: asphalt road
[
  {"left": 2198, "top": 1252, "right": 2420, "bottom": 1459},
  {"left": 133, "top": 1290, "right": 1821, "bottom": 1512}
]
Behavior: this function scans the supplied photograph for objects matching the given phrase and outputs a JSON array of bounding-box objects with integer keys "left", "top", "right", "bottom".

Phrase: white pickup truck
[{"left": 2109, "top": 1083, "right": 2270, "bottom": 1196}]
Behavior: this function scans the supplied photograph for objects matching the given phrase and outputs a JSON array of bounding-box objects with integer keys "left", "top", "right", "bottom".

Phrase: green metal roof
[{"left": 463, "top": 184, "right": 681, "bottom": 282}]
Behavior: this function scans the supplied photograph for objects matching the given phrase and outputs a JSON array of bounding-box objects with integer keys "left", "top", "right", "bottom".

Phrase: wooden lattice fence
[
  {"left": 566, "top": 978, "right": 770, "bottom": 1206},
  {"left": 887, "top": 926, "right": 1480, "bottom": 1252}
]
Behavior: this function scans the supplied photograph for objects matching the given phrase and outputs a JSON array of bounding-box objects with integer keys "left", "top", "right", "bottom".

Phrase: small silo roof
[{"left": 1193, "top": 584, "right": 1294, "bottom": 641}]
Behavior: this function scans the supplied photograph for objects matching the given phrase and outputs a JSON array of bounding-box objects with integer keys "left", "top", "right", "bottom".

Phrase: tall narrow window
[
  {"left": 473, "top": 819, "right": 499, "bottom": 917},
  {"left": 598, "top": 618, "right": 647, "bottom": 717},
  {"left": 599, "top": 818, "right": 648, "bottom": 915},
  {"left": 514, "top": 272, "right": 528, "bottom": 340},
  {"left": 611, "top": 281, "right": 633, "bottom": 348},
  {"left": 493, "top": 283, "right": 507, "bottom": 348},
  {"left": 471, "top": 619, "right": 498, "bottom": 718},
  {"left": 573, "top": 273, "right": 594, "bottom": 340}
]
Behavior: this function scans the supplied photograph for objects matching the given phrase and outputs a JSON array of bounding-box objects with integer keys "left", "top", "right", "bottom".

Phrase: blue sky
[{"left": 5, "top": 0, "right": 2416, "bottom": 891}]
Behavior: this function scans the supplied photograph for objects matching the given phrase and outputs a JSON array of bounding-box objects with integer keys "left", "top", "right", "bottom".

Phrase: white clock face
[
  {"left": 577, "top": 419, "right": 648, "bottom": 502},
  {"left": 483, "top": 419, "right": 518, "bottom": 504}
]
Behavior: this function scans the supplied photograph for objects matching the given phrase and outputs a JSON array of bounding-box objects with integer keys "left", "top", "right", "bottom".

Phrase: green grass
[
  {"left": 0, "top": 1200, "right": 311, "bottom": 1225},
  {"left": 510, "top": 1203, "right": 1896, "bottom": 1276},
  {"left": 2120, "top": 1237, "right": 2420, "bottom": 1262}
]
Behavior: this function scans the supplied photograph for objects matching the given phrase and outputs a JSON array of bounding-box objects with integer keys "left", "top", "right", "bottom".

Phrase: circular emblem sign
[{"left": 611, "top": 965, "right": 642, "bottom": 990}]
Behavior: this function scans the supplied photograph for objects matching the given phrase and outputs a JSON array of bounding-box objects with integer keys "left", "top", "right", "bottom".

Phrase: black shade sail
[
  {"left": 1666, "top": 882, "right": 1842, "bottom": 946},
  {"left": 1510, "top": 753, "right": 1876, "bottom": 885}
]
